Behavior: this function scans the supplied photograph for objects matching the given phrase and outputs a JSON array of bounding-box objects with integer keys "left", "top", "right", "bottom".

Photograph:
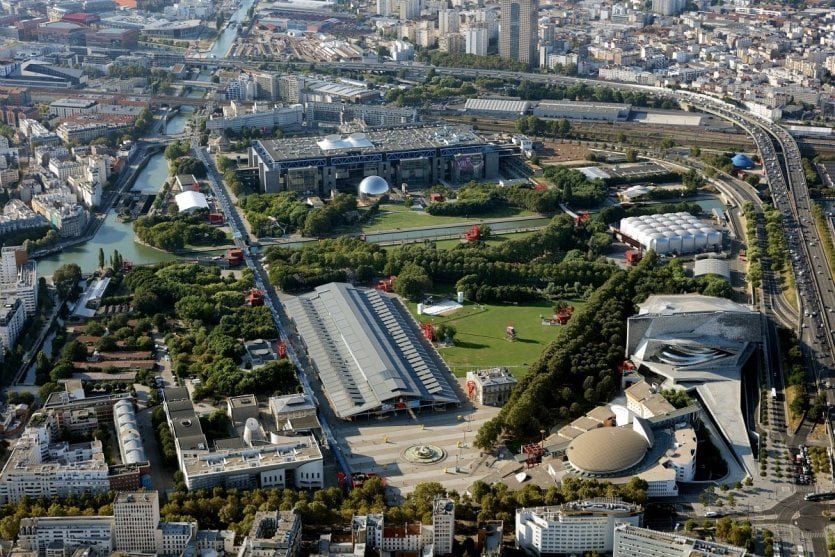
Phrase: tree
[
  {"left": 393, "top": 263, "right": 432, "bottom": 301},
  {"left": 625, "top": 148, "right": 638, "bottom": 163},
  {"left": 98, "top": 247, "right": 105, "bottom": 269},
  {"left": 434, "top": 323, "right": 456, "bottom": 343},
  {"left": 53, "top": 263, "right": 82, "bottom": 300},
  {"left": 558, "top": 118, "right": 571, "bottom": 137}
]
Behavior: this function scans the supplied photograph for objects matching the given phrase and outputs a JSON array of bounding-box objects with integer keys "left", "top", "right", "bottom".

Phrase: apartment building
[
  {"left": 17, "top": 516, "right": 113, "bottom": 556},
  {"left": 515, "top": 499, "right": 643, "bottom": 556},
  {"left": 0, "top": 421, "right": 110, "bottom": 504},
  {"left": 113, "top": 491, "right": 160, "bottom": 552},
  {"left": 238, "top": 511, "right": 301, "bottom": 557},
  {"left": 0, "top": 296, "right": 25, "bottom": 358}
]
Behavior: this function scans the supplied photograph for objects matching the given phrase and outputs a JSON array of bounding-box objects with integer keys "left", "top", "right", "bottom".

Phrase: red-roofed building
[{"left": 62, "top": 13, "right": 101, "bottom": 26}]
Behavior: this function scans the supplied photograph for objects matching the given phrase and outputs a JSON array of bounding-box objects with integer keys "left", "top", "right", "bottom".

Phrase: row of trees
[
  {"left": 474, "top": 251, "right": 730, "bottom": 449},
  {"left": 240, "top": 193, "right": 358, "bottom": 238},
  {"left": 263, "top": 214, "right": 617, "bottom": 298}
]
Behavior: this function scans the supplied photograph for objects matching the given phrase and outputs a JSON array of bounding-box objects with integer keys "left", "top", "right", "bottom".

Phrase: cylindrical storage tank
[
  {"left": 707, "top": 230, "right": 722, "bottom": 245},
  {"left": 690, "top": 229, "right": 707, "bottom": 249},
  {"left": 680, "top": 231, "right": 695, "bottom": 253},
  {"left": 665, "top": 231, "right": 682, "bottom": 253},
  {"left": 649, "top": 233, "right": 668, "bottom": 253}
]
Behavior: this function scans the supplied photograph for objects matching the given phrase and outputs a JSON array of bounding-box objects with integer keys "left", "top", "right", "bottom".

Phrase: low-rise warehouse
[{"left": 533, "top": 101, "right": 631, "bottom": 121}]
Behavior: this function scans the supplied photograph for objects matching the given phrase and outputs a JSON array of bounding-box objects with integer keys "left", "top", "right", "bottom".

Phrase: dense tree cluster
[
  {"left": 385, "top": 75, "right": 477, "bottom": 107},
  {"left": 425, "top": 183, "right": 562, "bottom": 217},
  {"left": 52, "top": 263, "right": 82, "bottom": 300},
  {"left": 239, "top": 192, "right": 309, "bottom": 235},
  {"left": 134, "top": 211, "right": 228, "bottom": 252},
  {"left": 264, "top": 215, "right": 616, "bottom": 302},
  {"left": 417, "top": 51, "right": 530, "bottom": 72},
  {"left": 542, "top": 166, "right": 607, "bottom": 208},
  {"left": 515, "top": 116, "right": 572, "bottom": 138},
  {"left": 171, "top": 157, "right": 207, "bottom": 179},
  {"left": 124, "top": 263, "right": 289, "bottom": 399},
  {"left": 474, "top": 252, "right": 730, "bottom": 449},
  {"left": 265, "top": 237, "right": 387, "bottom": 291}
]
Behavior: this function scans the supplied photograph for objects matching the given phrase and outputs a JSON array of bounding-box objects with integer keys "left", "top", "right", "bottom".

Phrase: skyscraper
[{"left": 499, "top": 0, "right": 538, "bottom": 66}]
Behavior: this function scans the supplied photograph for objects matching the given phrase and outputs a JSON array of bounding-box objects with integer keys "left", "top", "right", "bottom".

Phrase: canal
[
  {"left": 208, "top": 0, "right": 257, "bottom": 58},
  {"left": 36, "top": 152, "right": 178, "bottom": 277}
]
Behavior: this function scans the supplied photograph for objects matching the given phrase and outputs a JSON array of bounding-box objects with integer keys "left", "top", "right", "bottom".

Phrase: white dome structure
[{"left": 358, "top": 175, "right": 390, "bottom": 197}]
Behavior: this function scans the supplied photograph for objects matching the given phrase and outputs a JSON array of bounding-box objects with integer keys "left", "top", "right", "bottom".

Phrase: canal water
[
  {"left": 165, "top": 107, "right": 193, "bottom": 135},
  {"left": 208, "top": 0, "right": 257, "bottom": 58},
  {"left": 36, "top": 152, "right": 178, "bottom": 277}
]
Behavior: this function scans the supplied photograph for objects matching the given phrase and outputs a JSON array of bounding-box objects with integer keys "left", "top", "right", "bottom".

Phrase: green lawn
[
  {"left": 353, "top": 203, "right": 536, "bottom": 233},
  {"left": 407, "top": 293, "right": 586, "bottom": 378},
  {"left": 432, "top": 230, "right": 540, "bottom": 250}
]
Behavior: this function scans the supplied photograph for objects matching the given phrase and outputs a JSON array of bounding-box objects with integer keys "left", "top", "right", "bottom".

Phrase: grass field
[
  {"left": 408, "top": 293, "right": 585, "bottom": 378},
  {"left": 432, "top": 231, "right": 540, "bottom": 250},
  {"left": 353, "top": 203, "right": 535, "bottom": 233}
]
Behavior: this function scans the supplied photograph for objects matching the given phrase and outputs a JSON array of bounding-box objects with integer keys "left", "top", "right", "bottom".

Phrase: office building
[
  {"left": 612, "top": 523, "right": 746, "bottom": 557},
  {"left": 162, "top": 387, "right": 324, "bottom": 490},
  {"left": 499, "top": 0, "right": 538, "bottom": 65},
  {"left": 250, "top": 125, "right": 499, "bottom": 194},
  {"left": 515, "top": 500, "right": 643, "bottom": 556}
]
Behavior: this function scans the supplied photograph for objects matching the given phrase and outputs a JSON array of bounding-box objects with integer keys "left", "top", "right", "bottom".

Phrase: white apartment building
[
  {"left": 113, "top": 491, "right": 160, "bottom": 552},
  {"left": 17, "top": 516, "right": 113, "bottom": 557},
  {"left": 49, "top": 98, "right": 98, "bottom": 118},
  {"left": 465, "top": 26, "right": 489, "bottom": 56},
  {"left": 613, "top": 523, "right": 746, "bottom": 557},
  {"left": 48, "top": 159, "right": 86, "bottom": 181},
  {"left": 238, "top": 511, "right": 301, "bottom": 557},
  {"left": 515, "top": 500, "right": 643, "bottom": 556},
  {"left": 0, "top": 421, "right": 110, "bottom": 504},
  {"left": 432, "top": 498, "right": 455, "bottom": 556},
  {"left": 206, "top": 103, "right": 304, "bottom": 134},
  {"left": 350, "top": 498, "right": 455, "bottom": 557},
  {"left": 0, "top": 296, "right": 25, "bottom": 358}
]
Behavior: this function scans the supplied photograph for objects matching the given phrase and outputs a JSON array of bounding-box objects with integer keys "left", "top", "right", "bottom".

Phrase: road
[{"left": 190, "top": 136, "right": 353, "bottom": 481}]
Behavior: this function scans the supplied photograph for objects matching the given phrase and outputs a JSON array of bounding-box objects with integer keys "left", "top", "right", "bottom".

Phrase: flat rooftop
[{"left": 257, "top": 125, "right": 485, "bottom": 162}]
